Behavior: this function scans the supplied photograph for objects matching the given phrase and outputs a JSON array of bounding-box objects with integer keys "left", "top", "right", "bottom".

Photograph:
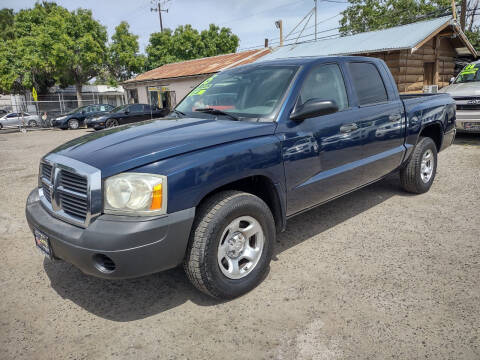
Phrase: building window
[
  {"left": 127, "top": 88, "right": 138, "bottom": 104},
  {"left": 147, "top": 87, "right": 176, "bottom": 110}
]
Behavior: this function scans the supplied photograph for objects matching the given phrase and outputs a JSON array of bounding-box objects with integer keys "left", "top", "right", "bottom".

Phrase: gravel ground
[{"left": 0, "top": 129, "right": 479, "bottom": 360}]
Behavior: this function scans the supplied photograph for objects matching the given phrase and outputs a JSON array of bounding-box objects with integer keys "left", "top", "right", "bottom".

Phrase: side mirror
[
  {"left": 124, "top": 110, "right": 129, "bottom": 115},
  {"left": 290, "top": 99, "right": 339, "bottom": 121},
  {"left": 81, "top": 110, "right": 86, "bottom": 114},
  {"left": 450, "top": 77, "right": 455, "bottom": 84}
]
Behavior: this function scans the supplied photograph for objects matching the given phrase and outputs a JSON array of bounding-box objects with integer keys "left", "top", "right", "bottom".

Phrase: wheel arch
[
  {"left": 195, "top": 175, "right": 286, "bottom": 233},
  {"left": 418, "top": 121, "right": 443, "bottom": 151}
]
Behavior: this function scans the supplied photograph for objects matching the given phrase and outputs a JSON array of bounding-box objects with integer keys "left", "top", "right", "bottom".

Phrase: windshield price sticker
[
  {"left": 190, "top": 75, "right": 217, "bottom": 96},
  {"left": 460, "top": 64, "right": 479, "bottom": 76}
]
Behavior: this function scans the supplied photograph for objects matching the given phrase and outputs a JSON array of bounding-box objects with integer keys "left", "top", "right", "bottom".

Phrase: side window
[
  {"left": 7, "top": 113, "right": 17, "bottom": 118},
  {"left": 130, "top": 104, "right": 143, "bottom": 112},
  {"left": 347, "top": 62, "right": 388, "bottom": 106},
  {"left": 299, "top": 64, "right": 348, "bottom": 111}
]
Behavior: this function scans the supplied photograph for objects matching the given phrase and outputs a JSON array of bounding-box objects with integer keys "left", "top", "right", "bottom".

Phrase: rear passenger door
[{"left": 344, "top": 61, "right": 406, "bottom": 182}]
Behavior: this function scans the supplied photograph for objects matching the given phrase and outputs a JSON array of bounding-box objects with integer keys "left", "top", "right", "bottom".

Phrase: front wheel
[
  {"left": 105, "top": 119, "right": 119, "bottom": 128},
  {"left": 68, "top": 118, "right": 79, "bottom": 130},
  {"left": 184, "top": 191, "right": 275, "bottom": 299},
  {"left": 400, "top": 137, "right": 438, "bottom": 194},
  {"left": 28, "top": 120, "right": 38, "bottom": 127}
]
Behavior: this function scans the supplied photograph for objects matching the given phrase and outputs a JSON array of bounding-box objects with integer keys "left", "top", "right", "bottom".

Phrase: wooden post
[
  {"left": 434, "top": 36, "right": 440, "bottom": 86},
  {"left": 451, "top": 0, "right": 457, "bottom": 20},
  {"left": 275, "top": 20, "right": 283, "bottom": 46},
  {"left": 460, "top": 0, "right": 467, "bottom": 30}
]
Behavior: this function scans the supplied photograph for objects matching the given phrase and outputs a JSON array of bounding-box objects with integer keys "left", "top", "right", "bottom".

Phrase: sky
[{"left": 2, "top": 0, "right": 349, "bottom": 52}]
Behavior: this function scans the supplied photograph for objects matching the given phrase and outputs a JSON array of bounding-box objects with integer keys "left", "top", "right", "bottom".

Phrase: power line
[{"left": 270, "top": 13, "right": 341, "bottom": 41}]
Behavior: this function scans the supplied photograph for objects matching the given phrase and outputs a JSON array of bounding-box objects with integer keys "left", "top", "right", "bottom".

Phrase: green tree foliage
[
  {"left": 0, "top": 8, "right": 15, "bottom": 41},
  {"left": 146, "top": 24, "right": 239, "bottom": 70},
  {"left": 465, "top": 27, "right": 480, "bottom": 49},
  {"left": 0, "top": 2, "right": 107, "bottom": 102},
  {"left": 106, "top": 21, "right": 145, "bottom": 84},
  {"left": 339, "top": 0, "right": 452, "bottom": 35}
]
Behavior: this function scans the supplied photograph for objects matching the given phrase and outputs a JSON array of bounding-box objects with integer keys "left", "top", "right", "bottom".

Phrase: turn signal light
[{"left": 150, "top": 183, "right": 163, "bottom": 210}]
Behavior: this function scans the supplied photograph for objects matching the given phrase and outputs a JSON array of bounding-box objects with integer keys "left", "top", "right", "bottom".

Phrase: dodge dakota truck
[{"left": 26, "top": 56, "right": 456, "bottom": 299}]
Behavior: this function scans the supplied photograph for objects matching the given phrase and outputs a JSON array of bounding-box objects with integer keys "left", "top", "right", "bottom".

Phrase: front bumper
[
  {"left": 86, "top": 122, "right": 105, "bottom": 130},
  {"left": 455, "top": 110, "right": 480, "bottom": 132},
  {"left": 25, "top": 189, "right": 195, "bottom": 279}
]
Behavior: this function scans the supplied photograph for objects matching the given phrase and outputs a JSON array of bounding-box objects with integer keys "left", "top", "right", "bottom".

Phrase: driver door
[{"left": 279, "top": 63, "right": 369, "bottom": 215}]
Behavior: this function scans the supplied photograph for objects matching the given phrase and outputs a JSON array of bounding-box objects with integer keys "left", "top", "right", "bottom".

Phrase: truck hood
[
  {"left": 50, "top": 117, "right": 277, "bottom": 177},
  {"left": 439, "top": 82, "right": 480, "bottom": 96}
]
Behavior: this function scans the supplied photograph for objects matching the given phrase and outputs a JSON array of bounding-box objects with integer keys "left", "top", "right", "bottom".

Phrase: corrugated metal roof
[
  {"left": 261, "top": 16, "right": 454, "bottom": 60},
  {"left": 125, "top": 48, "right": 271, "bottom": 83}
]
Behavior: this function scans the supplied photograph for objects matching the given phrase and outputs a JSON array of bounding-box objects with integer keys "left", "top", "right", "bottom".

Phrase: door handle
[
  {"left": 340, "top": 123, "right": 358, "bottom": 133},
  {"left": 389, "top": 113, "right": 402, "bottom": 122}
]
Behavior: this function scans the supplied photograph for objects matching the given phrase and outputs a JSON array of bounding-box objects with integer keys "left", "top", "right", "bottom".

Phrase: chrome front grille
[
  {"left": 58, "top": 170, "right": 88, "bottom": 220},
  {"left": 38, "top": 154, "right": 102, "bottom": 228},
  {"left": 59, "top": 171, "right": 88, "bottom": 193},
  {"left": 453, "top": 97, "right": 480, "bottom": 111},
  {"left": 42, "top": 163, "right": 53, "bottom": 181},
  {"left": 42, "top": 182, "right": 52, "bottom": 203}
]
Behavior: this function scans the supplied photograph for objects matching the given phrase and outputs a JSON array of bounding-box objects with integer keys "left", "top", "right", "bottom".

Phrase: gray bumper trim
[{"left": 26, "top": 189, "right": 195, "bottom": 279}]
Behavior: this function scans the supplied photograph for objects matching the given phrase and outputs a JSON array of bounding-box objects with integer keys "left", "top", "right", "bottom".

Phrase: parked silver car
[
  {"left": 439, "top": 61, "right": 480, "bottom": 132},
  {"left": 0, "top": 112, "right": 40, "bottom": 129}
]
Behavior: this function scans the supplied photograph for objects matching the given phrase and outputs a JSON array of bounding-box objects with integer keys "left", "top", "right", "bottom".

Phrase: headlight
[
  {"left": 56, "top": 116, "right": 66, "bottom": 120},
  {"left": 104, "top": 173, "right": 167, "bottom": 215}
]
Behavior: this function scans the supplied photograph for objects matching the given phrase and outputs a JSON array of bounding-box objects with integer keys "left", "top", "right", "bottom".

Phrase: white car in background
[
  {"left": 0, "top": 112, "right": 40, "bottom": 129},
  {"left": 439, "top": 60, "right": 480, "bottom": 132}
]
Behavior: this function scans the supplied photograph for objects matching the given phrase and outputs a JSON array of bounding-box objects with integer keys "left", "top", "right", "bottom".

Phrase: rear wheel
[
  {"left": 68, "top": 118, "right": 79, "bottom": 130},
  {"left": 28, "top": 120, "right": 37, "bottom": 127},
  {"left": 400, "top": 137, "right": 437, "bottom": 194},
  {"left": 105, "top": 119, "right": 119, "bottom": 128},
  {"left": 184, "top": 190, "right": 275, "bottom": 299}
]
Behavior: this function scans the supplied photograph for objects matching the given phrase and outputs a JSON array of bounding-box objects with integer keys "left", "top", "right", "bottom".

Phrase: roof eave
[{"left": 411, "top": 19, "right": 477, "bottom": 57}]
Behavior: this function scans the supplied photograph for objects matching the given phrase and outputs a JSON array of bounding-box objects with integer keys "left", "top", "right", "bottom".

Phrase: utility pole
[
  {"left": 151, "top": 0, "right": 169, "bottom": 32},
  {"left": 314, "top": 0, "right": 318, "bottom": 41},
  {"left": 460, "top": 0, "right": 467, "bottom": 30},
  {"left": 275, "top": 20, "right": 283, "bottom": 46},
  {"left": 451, "top": 0, "right": 457, "bottom": 21}
]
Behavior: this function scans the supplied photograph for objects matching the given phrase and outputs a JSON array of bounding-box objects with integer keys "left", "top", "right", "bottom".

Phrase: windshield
[
  {"left": 66, "top": 105, "right": 88, "bottom": 115},
  {"left": 455, "top": 63, "right": 480, "bottom": 83},
  {"left": 175, "top": 65, "right": 298, "bottom": 120},
  {"left": 110, "top": 104, "right": 129, "bottom": 113}
]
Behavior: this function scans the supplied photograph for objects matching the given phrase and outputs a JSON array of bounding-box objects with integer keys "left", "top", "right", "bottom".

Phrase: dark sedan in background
[
  {"left": 52, "top": 104, "right": 115, "bottom": 130},
  {"left": 86, "top": 104, "right": 169, "bottom": 130}
]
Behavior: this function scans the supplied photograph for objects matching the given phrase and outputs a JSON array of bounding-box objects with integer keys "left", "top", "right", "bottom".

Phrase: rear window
[{"left": 348, "top": 62, "right": 388, "bottom": 106}]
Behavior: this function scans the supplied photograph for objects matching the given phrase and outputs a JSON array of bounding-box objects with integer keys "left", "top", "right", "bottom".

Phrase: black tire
[
  {"left": 184, "top": 190, "right": 275, "bottom": 299},
  {"left": 68, "top": 118, "right": 80, "bottom": 130},
  {"left": 28, "top": 120, "right": 37, "bottom": 127},
  {"left": 105, "top": 118, "right": 119, "bottom": 128},
  {"left": 400, "top": 137, "right": 438, "bottom": 194}
]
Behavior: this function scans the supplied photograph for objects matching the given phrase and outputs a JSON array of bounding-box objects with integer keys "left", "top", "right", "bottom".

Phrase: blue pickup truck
[{"left": 26, "top": 56, "right": 456, "bottom": 299}]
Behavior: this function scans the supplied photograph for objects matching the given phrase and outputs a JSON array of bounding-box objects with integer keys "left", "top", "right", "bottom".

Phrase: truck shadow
[{"left": 44, "top": 174, "right": 402, "bottom": 322}]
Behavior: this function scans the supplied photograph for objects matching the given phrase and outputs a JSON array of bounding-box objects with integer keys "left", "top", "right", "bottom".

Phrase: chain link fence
[{"left": 0, "top": 93, "right": 107, "bottom": 130}]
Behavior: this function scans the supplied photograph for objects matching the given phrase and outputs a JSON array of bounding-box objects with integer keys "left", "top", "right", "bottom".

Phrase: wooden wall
[{"left": 360, "top": 36, "right": 457, "bottom": 93}]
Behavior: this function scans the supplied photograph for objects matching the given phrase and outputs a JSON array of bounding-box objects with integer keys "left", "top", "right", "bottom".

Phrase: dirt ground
[{"left": 0, "top": 128, "right": 479, "bottom": 360}]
